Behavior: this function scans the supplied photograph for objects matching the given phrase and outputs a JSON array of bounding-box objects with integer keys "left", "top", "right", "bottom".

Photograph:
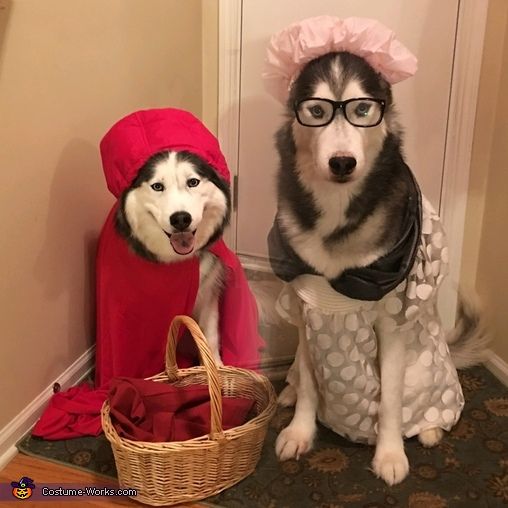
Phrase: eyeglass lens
[{"left": 296, "top": 99, "right": 383, "bottom": 127}]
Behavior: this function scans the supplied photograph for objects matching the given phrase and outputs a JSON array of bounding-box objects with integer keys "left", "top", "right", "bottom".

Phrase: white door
[{"left": 234, "top": 0, "right": 459, "bottom": 259}]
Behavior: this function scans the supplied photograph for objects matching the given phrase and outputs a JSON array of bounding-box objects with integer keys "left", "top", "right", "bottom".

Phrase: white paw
[
  {"left": 275, "top": 423, "right": 316, "bottom": 461},
  {"left": 418, "top": 427, "right": 443, "bottom": 448},
  {"left": 277, "top": 385, "right": 297, "bottom": 407},
  {"left": 212, "top": 354, "right": 224, "bottom": 367},
  {"left": 372, "top": 449, "right": 409, "bottom": 485}
]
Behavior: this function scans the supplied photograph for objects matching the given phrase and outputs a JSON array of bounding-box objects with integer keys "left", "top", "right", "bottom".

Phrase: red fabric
[
  {"left": 108, "top": 378, "right": 255, "bottom": 442},
  {"left": 31, "top": 385, "right": 108, "bottom": 439},
  {"left": 32, "top": 108, "right": 264, "bottom": 440},
  {"left": 100, "top": 108, "right": 230, "bottom": 197},
  {"left": 94, "top": 205, "right": 200, "bottom": 385}
]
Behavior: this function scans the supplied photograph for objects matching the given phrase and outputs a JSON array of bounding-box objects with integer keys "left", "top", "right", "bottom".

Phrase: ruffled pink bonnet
[{"left": 263, "top": 16, "right": 418, "bottom": 103}]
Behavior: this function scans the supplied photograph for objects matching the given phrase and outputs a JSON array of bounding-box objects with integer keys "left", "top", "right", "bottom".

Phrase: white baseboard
[
  {"left": 238, "top": 254, "right": 273, "bottom": 273},
  {"left": 484, "top": 349, "right": 508, "bottom": 387},
  {"left": 0, "top": 346, "right": 95, "bottom": 471}
]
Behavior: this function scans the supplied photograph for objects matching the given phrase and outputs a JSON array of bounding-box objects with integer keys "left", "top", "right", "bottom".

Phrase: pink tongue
[{"left": 170, "top": 232, "right": 195, "bottom": 255}]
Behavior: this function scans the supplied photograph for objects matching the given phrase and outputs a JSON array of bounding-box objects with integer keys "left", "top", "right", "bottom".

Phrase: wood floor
[{"left": 1, "top": 452, "right": 205, "bottom": 507}]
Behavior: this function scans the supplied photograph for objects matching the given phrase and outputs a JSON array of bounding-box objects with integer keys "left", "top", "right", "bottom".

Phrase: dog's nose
[
  {"left": 169, "top": 211, "right": 192, "bottom": 231},
  {"left": 328, "top": 156, "right": 357, "bottom": 178}
]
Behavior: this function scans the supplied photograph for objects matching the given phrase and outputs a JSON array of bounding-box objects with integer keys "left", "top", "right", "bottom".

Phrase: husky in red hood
[{"left": 32, "top": 108, "right": 264, "bottom": 439}]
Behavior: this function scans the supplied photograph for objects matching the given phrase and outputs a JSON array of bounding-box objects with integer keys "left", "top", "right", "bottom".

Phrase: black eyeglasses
[{"left": 294, "top": 97, "right": 386, "bottom": 128}]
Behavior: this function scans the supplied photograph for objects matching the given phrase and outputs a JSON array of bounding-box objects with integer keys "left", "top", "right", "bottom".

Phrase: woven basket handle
[{"left": 165, "top": 315, "right": 224, "bottom": 438}]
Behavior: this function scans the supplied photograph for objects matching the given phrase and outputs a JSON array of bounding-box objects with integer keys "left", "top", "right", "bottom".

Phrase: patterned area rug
[{"left": 18, "top": 366, "right": 508, "bottom": 507}]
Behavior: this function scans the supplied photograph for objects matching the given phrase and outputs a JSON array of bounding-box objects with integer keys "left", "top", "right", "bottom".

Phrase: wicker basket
[{"left": 101, "top": 315, "right": 277, "bottom": 506}]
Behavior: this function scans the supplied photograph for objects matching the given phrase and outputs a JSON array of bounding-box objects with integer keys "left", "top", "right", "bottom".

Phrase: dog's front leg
[
  {"left": 372, "top": 321, "right": 409, "bottom": 485},
  {"left": 193, "top": 254, "right": 224, "bottom": 366},
  {"left": 275, "top": 321, "right": 318, "bottom": 460},
  {"left": 196, "top": 295, "right": 223, "bottom": 367},
  {"left": 193, "top": 279, "right": 223, "bottom": 367}
]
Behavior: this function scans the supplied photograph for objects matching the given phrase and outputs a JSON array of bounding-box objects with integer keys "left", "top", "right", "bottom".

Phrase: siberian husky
[
  {"left": 116, "top": 150, "right": 230, "bottom": 365},
  {"left": 269, "top": 52, "right": 489, "bottom": 485}
]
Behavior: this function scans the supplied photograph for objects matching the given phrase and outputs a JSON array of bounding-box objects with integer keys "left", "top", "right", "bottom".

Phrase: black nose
[
  {"left": 328, "top": 156, "right": 357, "bottom": 178},
  {"left": 169, "top": 211, "right": 192, "bottom": 231}
]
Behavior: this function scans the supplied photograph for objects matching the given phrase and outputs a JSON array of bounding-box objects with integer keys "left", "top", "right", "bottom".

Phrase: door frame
[{"left": 218, "top": 0, "right": 489, "bottom": 327}]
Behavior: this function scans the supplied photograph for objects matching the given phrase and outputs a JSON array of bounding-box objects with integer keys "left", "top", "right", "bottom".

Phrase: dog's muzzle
[
  {"left": 328, "top": 156, "right": 357, "bottom": 181},
  {"left": 170, "top": 211, "right": 192, "bottom": 231},
  {"left": 167, "top": 211, "right": 195, "bottom": 255}
]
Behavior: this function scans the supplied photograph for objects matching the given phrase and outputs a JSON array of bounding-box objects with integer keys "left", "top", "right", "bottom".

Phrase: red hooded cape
[{"left": 32, "top": 108, "right": 264, "bottom": 439}]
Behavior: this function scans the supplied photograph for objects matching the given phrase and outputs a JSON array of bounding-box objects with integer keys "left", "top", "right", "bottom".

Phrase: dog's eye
[
  {"left": 354, "top": 102, "right": 371, "bottom": 117},
  {"left": 150, "top": 182, "right": 165, "bottom": 192},
  {"left": 187, "top": 178, "right": 200, "bottom": 188},
  {"left": 309, "top": 105, "right": 324, "bottom": 118}
]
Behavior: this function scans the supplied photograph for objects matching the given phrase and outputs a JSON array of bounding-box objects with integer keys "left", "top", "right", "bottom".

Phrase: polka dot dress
[{"left": 276, "top": 197, "right": 464, "bottom": 444}]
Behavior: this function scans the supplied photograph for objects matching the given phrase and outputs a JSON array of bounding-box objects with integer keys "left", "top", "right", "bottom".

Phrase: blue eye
[
  {"left": 151, "top": 182, "right": 164, "bottom": 192},
  {"left": 354, "top": 102, "right": 371, "bottom": 117},
  {"left": 310, "top": 105, "right": 324, "bottom": 118},
  {"left": 187, "top": 178, "right": 200, "bottom": 188}
]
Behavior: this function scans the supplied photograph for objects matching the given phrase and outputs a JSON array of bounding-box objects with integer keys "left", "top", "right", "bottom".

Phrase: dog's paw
[
  {"left": 275, "top": 423, "right": 315, "bottom": 461},
  {"left": 372, "top": 448, "right": 409, "bottom": 485},
  {"left": 418, "top": 427, "right": 443, "bottom": 448},
  {"left": 212, "top": 355, "right": 224, "bottom": 368},
  {"left": 277, "top": 385, "right": 297, "bottom": 407}
]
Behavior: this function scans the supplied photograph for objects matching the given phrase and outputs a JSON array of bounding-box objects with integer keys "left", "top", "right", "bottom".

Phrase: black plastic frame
[{"left": 294, "top": 97, "right": 386, "bottom": 128}]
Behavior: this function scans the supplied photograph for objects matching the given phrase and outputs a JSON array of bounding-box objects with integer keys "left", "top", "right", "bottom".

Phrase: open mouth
[{"left": 165, "top": 230, "right": 196, "bottom": 255}]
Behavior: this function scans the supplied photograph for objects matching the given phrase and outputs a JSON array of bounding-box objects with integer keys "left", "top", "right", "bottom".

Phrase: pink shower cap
[{"left": 263, "top": 16, "right": 418, "bottom": 103}]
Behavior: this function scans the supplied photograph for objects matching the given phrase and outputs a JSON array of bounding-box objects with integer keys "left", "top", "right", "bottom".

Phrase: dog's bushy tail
[{"left": 447, "top": 292, "right": 490, "bottom": 369}]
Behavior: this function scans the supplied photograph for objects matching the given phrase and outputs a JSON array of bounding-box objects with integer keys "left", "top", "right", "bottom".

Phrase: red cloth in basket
[{"left": 108, "top": 377, "right": 255, "bottom": 441}]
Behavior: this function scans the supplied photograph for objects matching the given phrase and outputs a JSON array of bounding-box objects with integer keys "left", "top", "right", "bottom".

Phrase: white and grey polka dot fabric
[{"left": 276, "top": 197, "right": 464, "bottom": 444}]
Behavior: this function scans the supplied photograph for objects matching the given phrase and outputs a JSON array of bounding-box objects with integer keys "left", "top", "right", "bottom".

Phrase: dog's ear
[{"left": 378, "top": 77, "right": 393, "bottom": 109}]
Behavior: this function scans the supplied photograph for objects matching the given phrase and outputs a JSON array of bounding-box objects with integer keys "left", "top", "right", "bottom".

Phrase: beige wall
[
  {"left": 202, "top": 0, "right": 219, "bottom": 133},
  {"left": 463, "top": 0, "right": 508, "bottom": 362},
  {"left": 0, "top": 0, "right": 203, "bottom": 430}
]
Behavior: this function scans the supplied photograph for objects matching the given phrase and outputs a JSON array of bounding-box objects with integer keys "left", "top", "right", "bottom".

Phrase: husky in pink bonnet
[{"left": 264, "top": 16, "right": 489, "bottom": 485}]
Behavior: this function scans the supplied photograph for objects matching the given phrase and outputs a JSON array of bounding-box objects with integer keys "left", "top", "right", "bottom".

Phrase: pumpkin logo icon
[{"left": 11, "top": 477, "right": 35, "bottom": 500}]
